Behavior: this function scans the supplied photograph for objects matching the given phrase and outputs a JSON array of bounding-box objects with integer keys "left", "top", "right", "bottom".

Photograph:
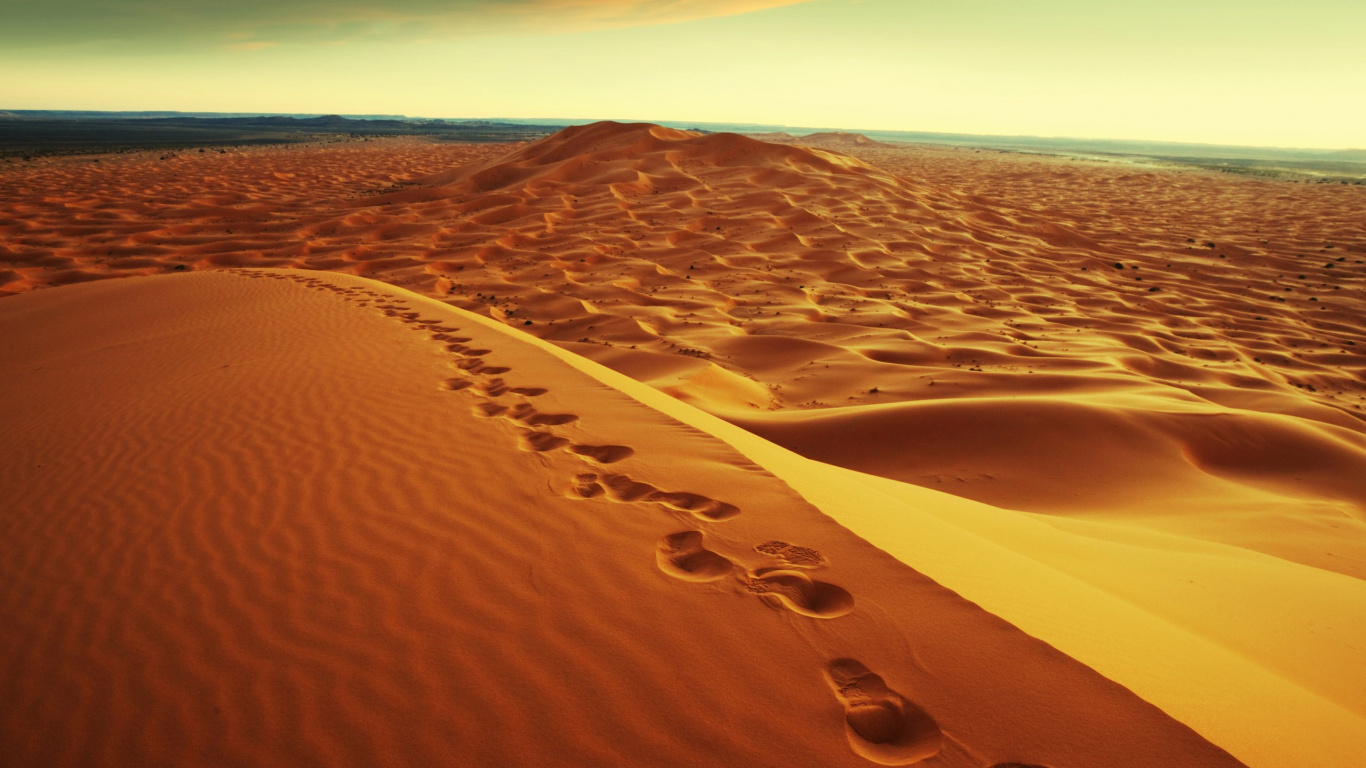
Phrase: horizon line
[{"left": 2, "top": 107, "right": 1361, "bottom": 154}]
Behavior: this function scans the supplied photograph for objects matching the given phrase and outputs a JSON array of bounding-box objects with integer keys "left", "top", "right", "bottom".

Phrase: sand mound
[
  {"left": 746, "top": 131, "right": 798, "bottom": 143},
  {"left": 0, "top": 269, "right": 1247, "bottom": 767},
  {"left": 796, "top": 132, "right": 897, "bottom": 149},
  {"left": 416, "top": 120, "right": 885, "bottom": 194},
  {"left": 747, "top": 131, "right": 894, "bottom": 150}
]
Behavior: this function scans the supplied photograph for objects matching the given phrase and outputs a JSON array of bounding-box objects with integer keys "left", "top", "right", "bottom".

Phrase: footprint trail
[{"left": 229, "top": 268, "right": 943, "bottom": 766}]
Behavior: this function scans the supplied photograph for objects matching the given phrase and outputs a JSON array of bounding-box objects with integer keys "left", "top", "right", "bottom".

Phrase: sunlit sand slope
[{"left": 0, "top": 270, "right": 1245, "bottom": 767}]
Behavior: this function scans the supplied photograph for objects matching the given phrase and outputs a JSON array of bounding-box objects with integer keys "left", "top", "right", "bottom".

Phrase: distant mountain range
[
  {"left": 0, "top": 111, "right": 546, "bottom": 131},
  {"left": 0, "top": 112, "right": 562, "bottom": 154},
  {"left": 0, "top": 110, "right": 412, "bottom": 121}
]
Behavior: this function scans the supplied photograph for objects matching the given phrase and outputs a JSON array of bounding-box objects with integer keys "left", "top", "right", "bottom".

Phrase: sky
[{"left": 2, "top": 0, "right": 1363, "bottom": 148}]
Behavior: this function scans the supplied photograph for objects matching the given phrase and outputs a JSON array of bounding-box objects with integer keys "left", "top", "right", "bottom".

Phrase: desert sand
[{"left": 2, "top": 122, "right": 1364, "bottom": 766}]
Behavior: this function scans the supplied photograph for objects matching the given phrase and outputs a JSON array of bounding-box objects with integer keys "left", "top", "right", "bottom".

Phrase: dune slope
[{"left": 0, "top": 270, "right": 1247, "bottom": 767}]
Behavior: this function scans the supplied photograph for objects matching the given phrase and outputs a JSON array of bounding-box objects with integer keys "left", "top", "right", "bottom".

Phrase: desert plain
[{"left": 2, "top": 122, "right": 1364, "bottom": 767}]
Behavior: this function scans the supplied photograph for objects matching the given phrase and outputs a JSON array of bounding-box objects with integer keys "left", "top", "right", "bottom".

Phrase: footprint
[
  {"left": 567, "top": 444, "right": 634, "bottom": 464},
  {"left": 440, "top": 377, "right": 473, "bottom": 391},
  {"left": 569, "top": 472, "right": 604, "bottom": 499},
  {"left": 454, "top": 358, "right": 499, "bottom": 372},
  {"left": 510, "top": 387, "right": 548, "bottom": 397},
  {"left": 745, "top": 569, "right": 853, "bottom": 618},
  {"left": 755, "top": 541, "right": 825, "bottom": 568},
  {"left": 477, "top": 378, "right": 510, "bottom": 397},
  {"left": 824, "top": 659, "right": 942, "bottom": 765},
  {"left": 595, "top": 472, "right": 658, "bottom": 502},
  {"left": 576, "top": 472, "right": 740, "bottom": 520},
  {"left": 648, "top": 491, "right": 740, "bottom": 521},
  {"left": 473, "top": 402, "right": 508, "bottom": 418},
  {"left": 508, "top": 403, "right": 579, "bottom": 426},
  {"left": 656, "top": 531, "right": 735, "bottom": 582},
  {"left": 519, "top": 430, "right": 571, "bottom": 452}
]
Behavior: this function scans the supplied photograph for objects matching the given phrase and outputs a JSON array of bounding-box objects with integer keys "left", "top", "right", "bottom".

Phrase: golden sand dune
[
  {"left": 0, "top": 270, "right": 1246, "bottom": 767},
  {"left": 3, "top": 122, "right": 1365, "bottom": 765}
]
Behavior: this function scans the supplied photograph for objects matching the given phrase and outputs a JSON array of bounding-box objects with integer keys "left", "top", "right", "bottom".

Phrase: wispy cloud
[{"left": 3, "top": 0, "right": 814, "bottom": 50}]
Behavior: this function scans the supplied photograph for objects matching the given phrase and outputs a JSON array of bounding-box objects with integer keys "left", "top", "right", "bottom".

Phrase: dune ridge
[
  {"left": 438, "top": 268, "right": 1366, "bottom": 768},
  {"left": 0, "top": 269, "right": 1249, "bottom": 767}
]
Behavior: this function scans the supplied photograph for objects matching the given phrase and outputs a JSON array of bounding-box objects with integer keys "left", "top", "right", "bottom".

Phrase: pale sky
[{"left": 2, "top": 0, "right": 1363, "bottom": 148}]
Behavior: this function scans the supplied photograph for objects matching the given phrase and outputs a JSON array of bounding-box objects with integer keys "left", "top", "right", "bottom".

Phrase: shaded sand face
[
  {"left": 2, "top": 122, "right": 1364, "bottom": 766},
  {"left": 0, "top": 271, "right": 1246, "bottom": 767}
]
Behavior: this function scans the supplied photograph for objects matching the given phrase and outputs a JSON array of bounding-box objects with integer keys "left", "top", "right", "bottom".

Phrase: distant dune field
[{"left": 2, "top": 123, "right": 1364, "bottom": 767}]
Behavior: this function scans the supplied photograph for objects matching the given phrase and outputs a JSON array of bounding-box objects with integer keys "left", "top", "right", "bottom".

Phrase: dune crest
[{"left": 416, "top": 120, "right": 882, "bottom": 192}]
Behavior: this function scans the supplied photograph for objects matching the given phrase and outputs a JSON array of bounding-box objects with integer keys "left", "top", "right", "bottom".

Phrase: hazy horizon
[
  {"left": 2, "top": 0, "right": 1363, "bottom": 149},
  {"left": 6, "top": 109, "right": 1362, "bottom": 155}
]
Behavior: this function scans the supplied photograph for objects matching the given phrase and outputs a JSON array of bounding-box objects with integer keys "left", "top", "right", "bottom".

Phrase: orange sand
[
  {"left": 3, "top": 123, "right": 1364, "bottom": 766},
  {"left": 0, "top": 270, "right": 1245, "bottom": 767}
]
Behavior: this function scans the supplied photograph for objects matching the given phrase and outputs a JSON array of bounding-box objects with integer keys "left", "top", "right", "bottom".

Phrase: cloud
[
  {"left": 225, "top": 41, "right": 278, "bottom": 52},
  {"left": 516, "top": 0, "right": 809, "bottom": 27},
  {"left": 2, "top": 0, "right": 814, "bottom": 50}
]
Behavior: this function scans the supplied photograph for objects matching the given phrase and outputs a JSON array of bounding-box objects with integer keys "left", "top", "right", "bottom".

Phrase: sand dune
[
  {"left": 0, "top": 138, "right": 508, "bottom": 290},
  {"left": 3, "top": 122, "right": 1365, "bottom": 765},
  {"left": 754, "top": 131, "right": 899, "bottom": 150},
  {"left": 0, "top": 270, "right": 1247, "bottom": 767},
  {"left": 726, "top": 393, "right": 1366, "bottom": 577}
]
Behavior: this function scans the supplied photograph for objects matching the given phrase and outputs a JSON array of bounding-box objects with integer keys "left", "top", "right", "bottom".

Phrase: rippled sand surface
[{"left": 3, "top": 122, "right": 1363, "bottom": 767}]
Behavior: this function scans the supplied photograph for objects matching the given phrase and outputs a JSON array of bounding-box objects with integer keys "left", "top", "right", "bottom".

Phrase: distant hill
[
  {"left": 4, "top": 110, "right": 1360, "bottom": 170},
  {"left": 0, "top": 109, "right": 412, "bottom": 121},
  {"left": 745, "top": 131, "right": 894, "bottom": 150},
  {"left": 744, "top": 132, "right": 797, "bottom": 143},
  {"left": 0, "top": 112, "right": 562, "bottom": 156},
  {"left": 792, "top": 132, "right": 895, "bottom": 149}
]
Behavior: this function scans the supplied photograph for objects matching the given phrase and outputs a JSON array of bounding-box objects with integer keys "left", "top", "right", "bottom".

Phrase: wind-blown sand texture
[
  {"left": 3, "top": 123, "right": 1365, "bottom": 766},
  {"left": 1, "top": 270, "right": 1244, "bottom": 767}
]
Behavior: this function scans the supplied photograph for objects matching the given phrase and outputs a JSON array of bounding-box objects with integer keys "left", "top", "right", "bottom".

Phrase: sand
[
  {"left": 1, "top": 269, "right": 1247, "bottom": 767},
  {"left": 2, "top": 122, "right": 1364, "bottom": 766}
]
